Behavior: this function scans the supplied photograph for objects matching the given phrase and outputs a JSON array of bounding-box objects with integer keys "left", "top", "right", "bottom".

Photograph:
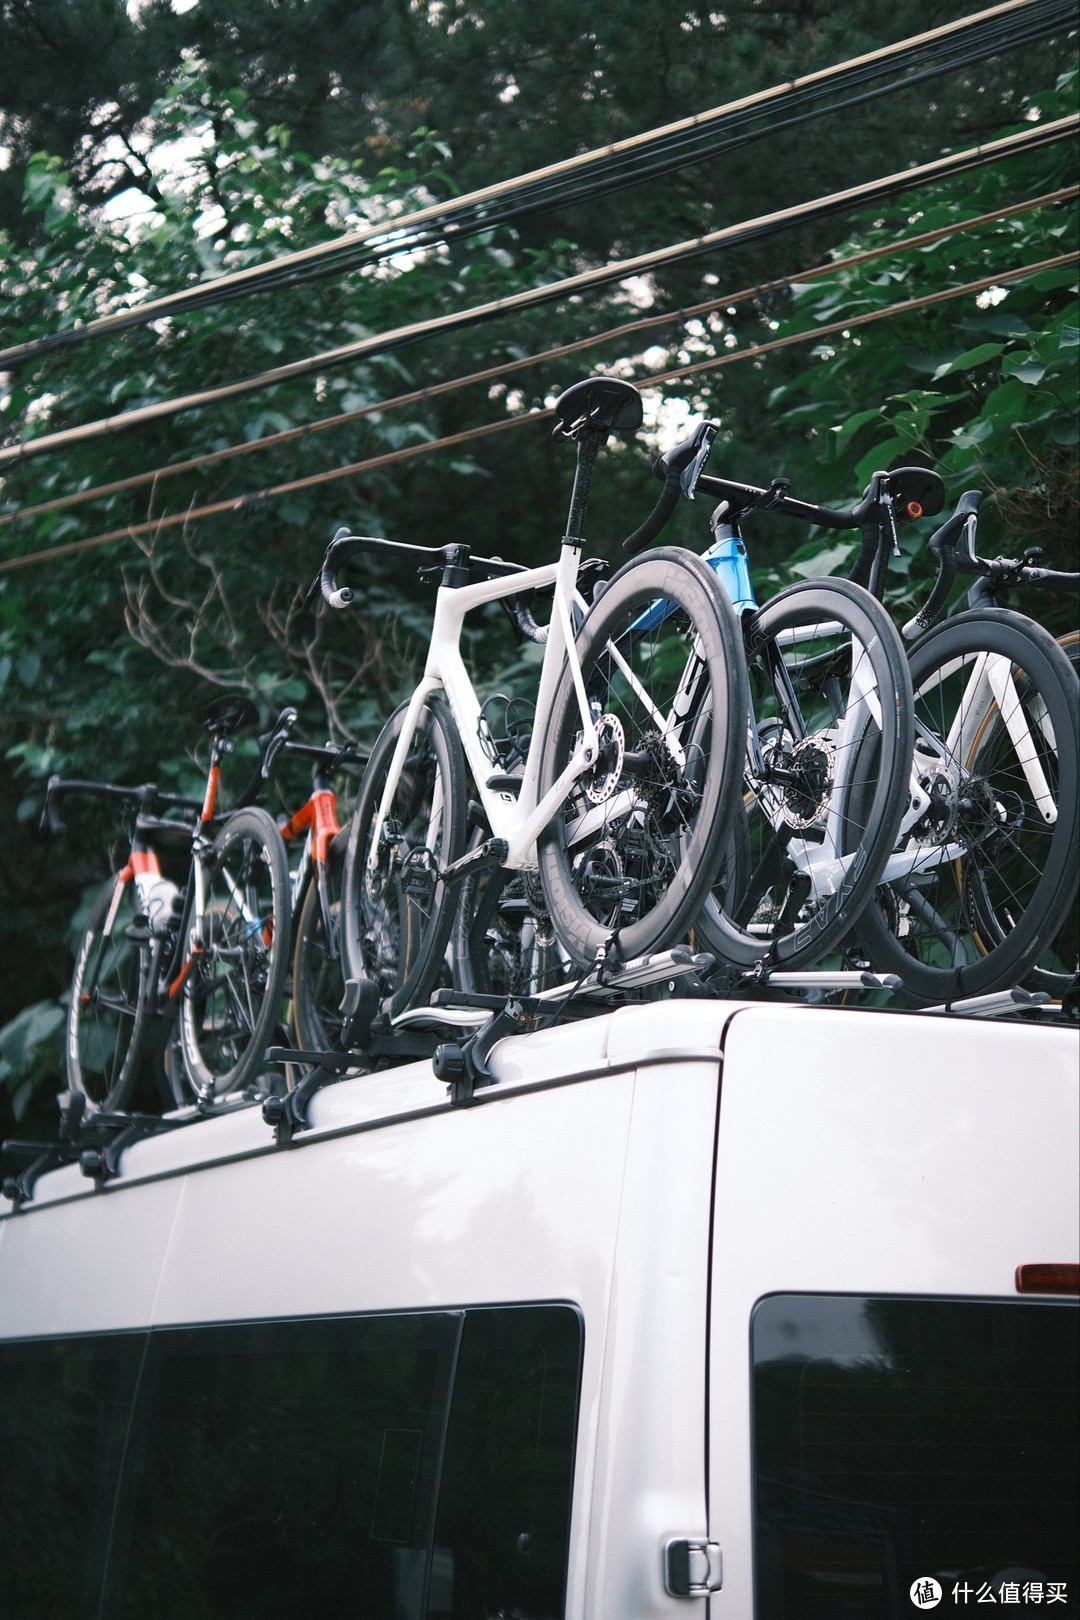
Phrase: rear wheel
[
  {"left": 341, "top": 695, "right": 467, "bottom": 1018},
  {"left": 537, "top": 548, "right": 746, "bottom": 967},
  {"left": 66, "top": 873, "right": 152, "bottom": 1111},
  {"left": 1024, "top": 628, "right": 1079, "bottom": 998},
  {"left": 179, "top": 807, "right": 291, "bottom": 1099}
]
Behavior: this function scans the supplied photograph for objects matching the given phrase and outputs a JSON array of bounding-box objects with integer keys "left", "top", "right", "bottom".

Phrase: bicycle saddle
[
  {"left": 202, "top": 694, "right": 260, "bottom": 738},
  {"left": 553, "top": 377, "right": 644, "bottom": 439}
]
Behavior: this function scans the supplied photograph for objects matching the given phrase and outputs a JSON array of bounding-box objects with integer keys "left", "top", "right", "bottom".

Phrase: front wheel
[
  {"left": 852, "top": 609, "right": 1079, "bottom": 1003},
  {"left": 341, "top": 695, "right": 467, "bottom": 1018},
  {"left": 694, "top": 577, "right": 914, "bottom": 971},
  {"left": 536, "top": 547, "right": 747, "bottom": 967},
  {"left": 66, "top": 872, "right": 153, "bottom": 1111},
  {"left": 1024, "top": 628, "right": 1079, "bottom": 997},
  {"left": 178, "top": 807, "right": 291, "bottom": 1099},
  {"left": 291, "top": 825, "right": 349, "bottom": 1054}
]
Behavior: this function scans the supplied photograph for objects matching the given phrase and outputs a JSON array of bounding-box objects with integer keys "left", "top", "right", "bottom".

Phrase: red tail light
[{"left": 1015, "top": 1263, "right": 1080, "bottom": 1295}]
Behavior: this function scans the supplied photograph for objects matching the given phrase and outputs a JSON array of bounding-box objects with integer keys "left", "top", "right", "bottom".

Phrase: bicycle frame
[
  {"left": 122, "top": 750, "right": 276, "bottom": 1014},
  {"left": 700, "top": 526, "right": 888, "bottom": 905},
  {"left": 367, "top": 545, "right": 602, "bottom": 876},
  {"left": 277, "top": 753, "right": 347, "bottom": 959}
]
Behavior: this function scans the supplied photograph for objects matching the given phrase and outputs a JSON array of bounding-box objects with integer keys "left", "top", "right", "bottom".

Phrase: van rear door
[{"left": 707, "top": 1005, "right": 1080, "bottom": 1618}]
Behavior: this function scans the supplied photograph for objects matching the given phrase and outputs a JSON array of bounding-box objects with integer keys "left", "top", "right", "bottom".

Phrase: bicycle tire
[
  {"left": 66, "top": 871, "right": 153, "bottom": 1111},
  {"left": 341, "top": 694, "right": 467, "bottom": 1018},
  {"left": 1024, "top": 629, "right": 1079, "bottom": 996},
  {"left": 178, "top": 806, "right": 292, "bottom": 1099},
  {"left": 453, "top": 853, "right": 568, "bottom": 998},
  {"left": 291, "top": 825, "right": 349, "bottom": 1053},
  {"left": 536, "top": 547, "right": 747, "bottom": 967},
  {"left": 852, "top": 608, "right": 1079, "bottom": 1003},
  {"left": 694, "top": 577, "right": 914, "bottom": 970}
]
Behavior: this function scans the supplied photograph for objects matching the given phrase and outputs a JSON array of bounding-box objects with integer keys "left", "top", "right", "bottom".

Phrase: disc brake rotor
[{"left": 583, "top": 714, "right": 626, "bottom": 805}]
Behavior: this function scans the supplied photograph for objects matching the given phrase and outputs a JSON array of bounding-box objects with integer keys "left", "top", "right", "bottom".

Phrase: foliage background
[{"left": 1, "top": 0, "right": 1076, "bottom": 1130}]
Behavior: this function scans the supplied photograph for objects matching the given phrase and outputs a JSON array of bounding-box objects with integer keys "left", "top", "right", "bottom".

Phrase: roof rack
[{"left": 3, "top": 938, "right": 1072, "bottom": 1198}]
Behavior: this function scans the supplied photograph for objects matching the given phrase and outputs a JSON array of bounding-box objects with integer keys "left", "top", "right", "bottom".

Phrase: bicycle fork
[{"left": 880, "top": 649, "right": 1058, "bottom": 890}]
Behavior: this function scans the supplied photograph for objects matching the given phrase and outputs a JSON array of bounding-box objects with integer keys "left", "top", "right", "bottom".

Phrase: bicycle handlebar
[
  {"left": 901, "top": 490, "right": 983, "bottom": 640},
  {"left": 282, "top": 738, "right": 368, "bottom": 767},
  {"left": 902, "top": 489, "right": 1079, "bottom": 636},
  {"left": 313, "top": 526, "right": 529, "bottom": 611},
  {"left": 967, "top": 554, "right": 1080, "bottom": 608},
  {"left": 621, "top": 422, "right": 719, "bottom": 554},
  {"left": 694, "top": 470, "right": 873, "bottom": 531},
  {"left": 507, "top": 596, "right": 550, "bottom": 645},
  {"left": 40, "top": 776, "right": 201, "bottom": 837},
  {"left": 1010, "top": 566, "right": 1080, "bottom": 592}
]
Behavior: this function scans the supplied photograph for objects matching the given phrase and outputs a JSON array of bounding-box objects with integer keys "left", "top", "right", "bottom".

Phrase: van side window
[
  {"left": 0, "top": 1331, "right": 145, "bottom": 1620},
  {"left": 0, "top": 1306, "right": 582, "bottom": 1620},
  {"left": 431, "top": 1305, "right": 581, "bottom": 1619},
  {"left": 751, "top": 1294, "right": 1080, "bottom": 1617},
  {"left": 105, "top": 1311, "right": 461, "bottom": 1619}
]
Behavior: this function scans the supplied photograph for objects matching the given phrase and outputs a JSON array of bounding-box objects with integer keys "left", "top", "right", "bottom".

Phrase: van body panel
[
  {"left": 1, "top": 1001, "right": 1076, "bottom": 1618},
  {"left": 706, "top": 1005, "right": 1080, "bottom": 1617},
  {"left": 0, "top": 1179, "right": 184, "bottom": 1337},
  {"left": 581, "top": 1058, "right": 721, "bottom": 1616},
  {"left": 0, "top": 1019, "right": 725, "bottom": 1619}
]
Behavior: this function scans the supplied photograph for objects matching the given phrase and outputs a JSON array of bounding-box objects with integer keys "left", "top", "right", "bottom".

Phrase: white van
[{"left": 1, "top": 999, "right": 1077, "bottom": 1619}]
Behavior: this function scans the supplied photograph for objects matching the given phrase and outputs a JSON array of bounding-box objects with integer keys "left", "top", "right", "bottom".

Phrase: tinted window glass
[
  {"left": 0, "top": 1331, "right": 145, "bottom": 1620},
  {"left": 431, "top": 1306, "right": 581, "bottom": 1619},
  {"left": 752, "top": 1295, "right": 1080, "bottom": 1617},
  {"left": 104, "top": 1312, "right": 461, "bottom": 1620},
  {"left": 0, "top": 1305, "right": 581, "bottom": 1620}
]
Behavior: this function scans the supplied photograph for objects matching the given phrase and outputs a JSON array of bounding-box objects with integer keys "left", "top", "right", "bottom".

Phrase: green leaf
[
  {"left": 853, "top": 438, "right": 907, "bottom": 485},
  {"left": 1000, "top": 356, "right": 1047, "bottom": 386},
  {"left": 930, "top": 343, "right": 1005, "bottom": 381},
  {"left": 789, "top": 542, "right": 857, "bottom": 579},
  {"left": 949, "top": 418, "right": 995, "bottom": 449},
  {"left": 831, "top": 407, "right": 882, "bottom": 446}
]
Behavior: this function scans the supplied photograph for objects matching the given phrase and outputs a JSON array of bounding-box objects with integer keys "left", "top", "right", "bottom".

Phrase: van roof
[{"left": 2, "top": 999, "right": 1076, "bottom": 1214}]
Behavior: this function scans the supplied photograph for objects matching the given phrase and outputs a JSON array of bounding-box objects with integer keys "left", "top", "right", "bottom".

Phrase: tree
[
  {"left": 741, "top": 70, "right": 1079, "bottom": 624},
  {"left": 0, "top": 27, "right": 1075, "bottom": 1128},
  {"left": 0, "top": 66, "right": 577, "bottom": 1096}
]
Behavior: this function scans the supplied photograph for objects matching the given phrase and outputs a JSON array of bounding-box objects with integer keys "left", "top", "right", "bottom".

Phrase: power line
[
  {"left": 0, "top": 0, "right": 1069, "bottom": 371},
  {"left": 2, "top": 248, "right": 1073, "bottom": 578},
  {"left": 1, "top": 113, "right": 1074, "bottom": 471},
  {"left": 2, "top": 184, "right": 1074, "bottom": 532}
]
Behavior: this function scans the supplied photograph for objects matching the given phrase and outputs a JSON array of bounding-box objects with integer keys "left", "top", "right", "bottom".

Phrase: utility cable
[
  {"left": 2, "top": 248, "right": 1073, "bottom": 578},
  {"left": 0, "top": 0, "right": 1069, "bottom": 370},
  {"left": 1, "top": 184, "right": 1074, "bottom": 531},
  {"left": 1, "top": 113, "right": 1073, "bottom": 471}
]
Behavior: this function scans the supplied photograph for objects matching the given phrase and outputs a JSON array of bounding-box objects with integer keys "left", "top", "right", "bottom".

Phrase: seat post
[{"left": 563, "top": 426, "right": 605, "bottom": 547}]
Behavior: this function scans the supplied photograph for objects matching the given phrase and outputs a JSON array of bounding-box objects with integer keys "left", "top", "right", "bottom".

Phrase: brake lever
[
  {"left": 680, "top": 421, "right": 720, "bottom": 499},
  {"left": 260, "top": 708, "right": 299, "bottom": 779}
]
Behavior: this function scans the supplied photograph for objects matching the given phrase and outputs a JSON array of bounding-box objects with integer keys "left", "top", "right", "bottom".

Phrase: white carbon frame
[{"left": 366, "top": 543, "right": 602, "bottom": 877}]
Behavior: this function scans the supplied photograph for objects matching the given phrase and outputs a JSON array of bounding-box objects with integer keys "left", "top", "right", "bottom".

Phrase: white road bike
[
  {"left": 849, "top": 496, "right": 1080, "bottom": 1003},
  {"left": 317, "top": 378, "right": 748, "bottom": 1017}
]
